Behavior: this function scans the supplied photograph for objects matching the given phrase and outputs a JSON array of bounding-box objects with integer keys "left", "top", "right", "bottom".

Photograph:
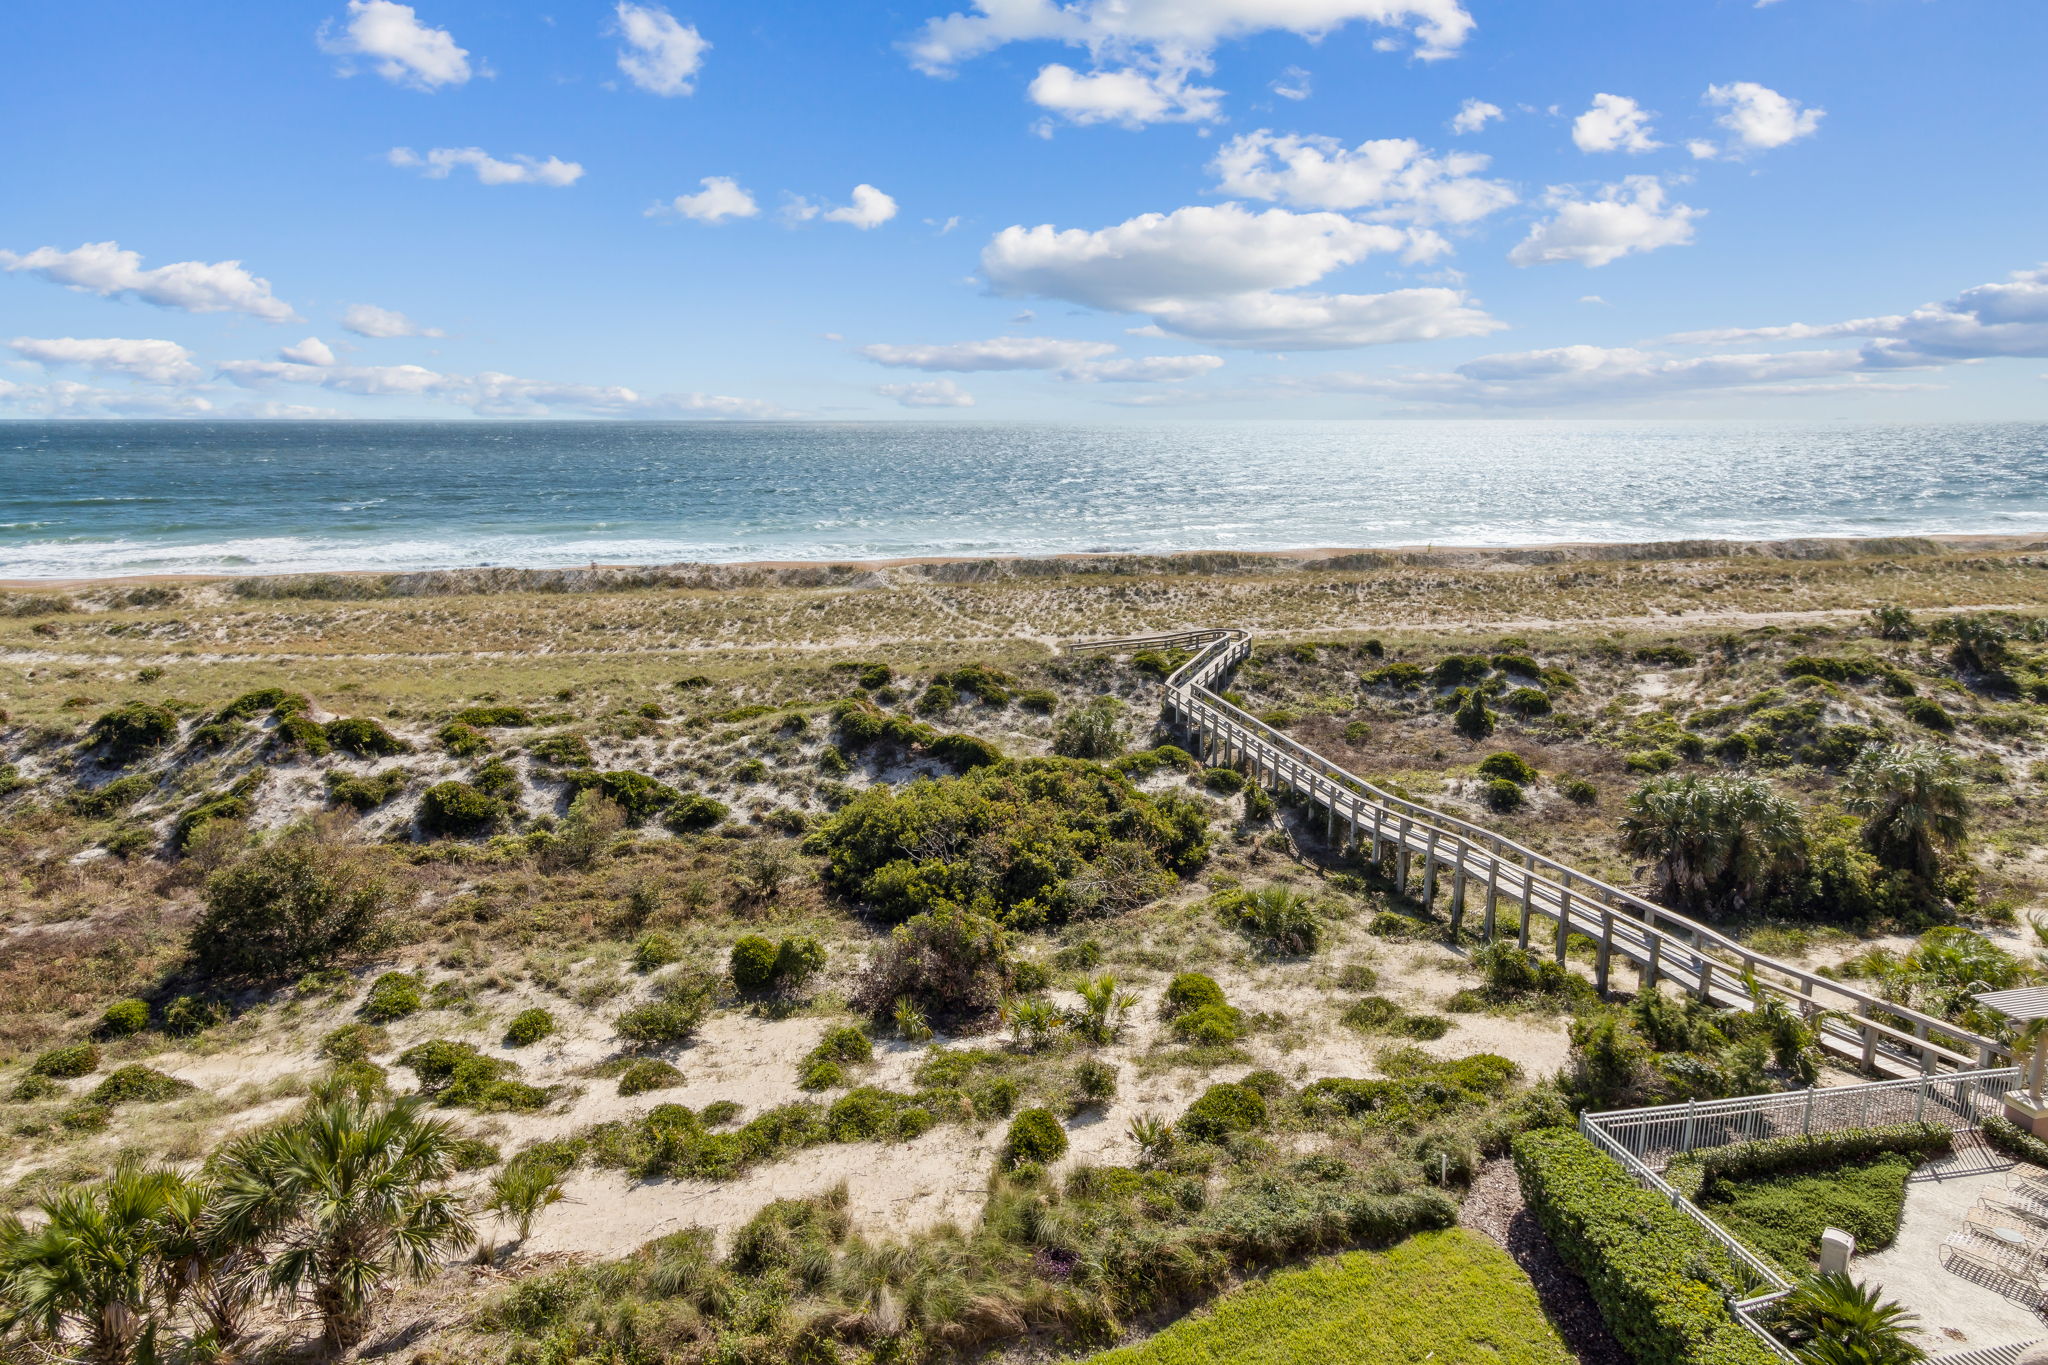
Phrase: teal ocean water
[{"left": 3, "top": 419, "right": 2046, "bottom": 578}]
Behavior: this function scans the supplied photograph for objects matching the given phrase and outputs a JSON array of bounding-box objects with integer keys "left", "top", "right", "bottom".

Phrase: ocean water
[{"left": 3, "top": 419, "right": 2047, "bottom": 578}]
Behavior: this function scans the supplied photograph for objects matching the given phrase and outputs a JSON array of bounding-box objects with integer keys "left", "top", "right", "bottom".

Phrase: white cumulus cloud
[
  {"left": 1210, "top": 130, "right": 1514, "bottom": 224},
  {"left": 858, "top": 336, "right": 1117, "bottom": 371},
  {"left": 1026, "top": 62, "right": 1222, "bottom": 126},
  {"left": 340, "top": 304, "right": 444, "bottom": 338},
  {"left": 1271, "top": 66, "right": 1312, "bottom": 101},
  {"left": 0, "top": 379, "right": 218, "bottom": 418},
  {"left": 388, "top": 147, "right": 585, "bottom": 187},
  {"left": 1450, "top": 98, "right": 1501, "bottom": 134},
  {"left": 319, "top": 0, "right": 473, "bottom": 90},
  {"left": 613, "top": 3, "right": 709, "bottom": 96},
  {"left": 1572, "top": 93, "right": 1660, "bottom": 154},
  {"left": 982, "top": 203, "right": 1496, "bottom": 349},
  {"left": 7, "top": 336, "right": 203, "bottom": 385},
  {"left": 651, "top": 176, "right": 759, "bottom": 223},
  {"left": 1691, "top": 82, "right": 1823, "bottom": 159},
  {"left": 877, "top": 379, "right": 975, "bottom": 408},
  {"left": 906, "top": 1, "right": 1474, "bottom": 130},
  {"left": 279, "top": 337, "right": 338, "bottom": 366},
  {"left": 0, "top": 241, "right": 297, "bottom": 322},
  {"left": 1508, "top": 177, "right": 1700, "bottom": 268},
  {"left": 822, "top": 185, "right": 899, "bottom": 229}
]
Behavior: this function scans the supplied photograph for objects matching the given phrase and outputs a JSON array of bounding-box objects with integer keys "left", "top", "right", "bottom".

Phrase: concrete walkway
[{"left": 1857, "top": 1147, "right": 2046, "bottom": 1355}]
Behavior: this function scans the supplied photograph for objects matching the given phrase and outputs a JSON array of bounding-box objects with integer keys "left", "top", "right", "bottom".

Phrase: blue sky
[{"left": 2, "top": 0, "right": 2043, "bottom": 420}]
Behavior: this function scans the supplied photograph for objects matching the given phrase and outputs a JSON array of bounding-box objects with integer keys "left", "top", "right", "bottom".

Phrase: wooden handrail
[{"left": 1073, "top": 628, "right": 2007, "bottom": 1074}]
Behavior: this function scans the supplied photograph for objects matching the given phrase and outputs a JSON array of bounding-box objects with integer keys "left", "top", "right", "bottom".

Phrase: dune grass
[{"left": 1083, "top": 1228, "right": 1572, "bottom": 1365}]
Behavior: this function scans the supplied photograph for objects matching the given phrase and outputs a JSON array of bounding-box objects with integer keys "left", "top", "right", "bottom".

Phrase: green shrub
[
  {"left": 1071, "top": 1058, "right": 1117, "bottom": 1107},
  {"left": 318, "top": 1022, "right": 387, "bottom": 1063},
  {"left": 798, "top": 1057, "right": 847, "bottom": 1091},
  {"left": 437, "top": 721, "right": 488, "bottom": 756},
  {"left": 397, "top": 1040, "right": 549, "bottom": 1112},
  {"left": 931, "top": 733, "right": 1004, "bottom": 769},
  {"left": 87, "top": 1064, "right": 192, "bottom": 1106},
  {"left": 173, "top": 793, "right": 252, "bottom": 850},
  {"left": 773, "top": 937, "right": 826, "bottom": 989},
  {"left": 1202, "top": 766, "right": 1247, "bottom": 794},
  {"left": 325, "top": 768, "right": 407, "bottom": 811},
  {"left": 1681, "top": 1122, "right": 1951, "bottom": 1191},
  {"left": 618, "top": 1058, "right": 684, "bottom": 1096},
  {"left": 88, "top": 702, "right": 177, "bottom": 763},
  {"left": 1477, "top": 752, "right": 1537, "bottom": 784},
  {"left": 455, "top": 705, "right": 532, "bottom": 728},
  {"left": 9, "top": 1073, "right": 58, "bottom": 1102},
  {"left": 1634, "top": 644, "right": 1699, "bottom": 667},
  {"left": 526, "top": 734, "right": 593, "bottom": 766},
  {"left": 810, "top": 1026, "right": 873, "bottom": 1065},
  {"left": 852, "top": 905, "right": 1013, "bottom": 1025},
  {"left": 99, "top": 998, "right": 150, "bottom": 1037},
  {"left": 323, "top": 717, "right": 408, "bottom": 756},
  {"left": 1559, "top": 776, "right": 1599, "bottom": 805},
  {"left": 29, "top": 1043, "right": 100, "bottom": 1079},
  {"left": 1177, "top": 1082, "right": 1267, "bottom": 1143},
  {"left": 362, "top": 971, "right": 424, "bottom": 1022},
  {"left": 418, "top": 780, "right": 503, "bottom": 835},
  {"left": 656, "top": 792, "right": 722, "bottom": 835},
  {"left": 1162, "top": 972, "right": 1228, "bottom": 1017},
  {"left": 506, "top": 1008, "right": 556, "bottom": 1046},
  {"left": 1901, "top": 697, "right": 1954, "bottom": 732},
  {"left": 1706, "top": 1155, "right": 1914, "bottom": 1272},
  {"left": 1340, "top": 996, "right": 1403, "bottom": 1032},
  {"left": 729, "top": 935, "right": 779, "bottom": 991},
  {"left": 616, "top": 976, "right": 714, "bottom": 1047},
  {"left": 1171, "top": 1002, "right": 1248, "bottom": 1046},
  {"left": 270, "top": 715, "right": 332, "bottom": 758},
  {"left": 1017, "top": 688, "right": 1057, "bottom": 713},
  {"left": 1511, "top": 1127, "right": 1778, "bottom": 1365},
  {"left": 69, "top": 774, "right": 155, "bottom": 819},
  {"left": 1364, "top": 662, "right": 1427, "bottom": 689},
  {"left": 473, "top": 760, "right": 521, "bottom": 800},
  {"left": 1453, "top": 689, "right": 1495, "bottom": 740},
  {"left": 1984, "top": 1114, "right": 2048, "bottom": 1167},
  {"left": 190, "top": 831, "right": 389, "bottom": 977},
  {"left": 1003, "top": 1107, "right": 1069, "bottom": 1167},
  {"left": 161, "top": 995, "right": 224, "bottom": 1036},
  {"left": 574, "top": 770, "right": 679, "bottom": 824},
  {"left": 631, "top": 931, "right": 683, "bottom": 972},
  {"left": 1481, "top": 778, "right": 1525, "bottom": 813},
  {"left": 1433, "top": 655, "right": 1490, "bottom": 686},
  {"left": 1051, "top": 697, "right": 1128, "bottom": 759}
]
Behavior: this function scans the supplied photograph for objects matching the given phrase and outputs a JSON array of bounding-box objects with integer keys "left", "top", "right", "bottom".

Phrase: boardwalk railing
[{"left": 1071, "top": 629, "right": 2007, "bottom": 1078}]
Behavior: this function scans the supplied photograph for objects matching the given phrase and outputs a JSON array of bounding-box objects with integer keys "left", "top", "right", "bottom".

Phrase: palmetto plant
[
  {"left": 0, "top": 1161, "right": 181, "bottom": 1365},
  {"left": 1127, "top": 1113, "right": 1174, "bottom": 1168},
  {"left": 1779, "top": 1272, "right": 1925, "bottom": 1365},
  {"left": 1841, "top": 743, "right": 1969, "bottom": 880},
  {"left": 484, "top": 1162, "right": 568, "bottom": 1247},
  {"left": 1070, "top": 974, "right": 1137, "bottom": 1045},
  {"left": 1008, "top": 997, "right": 1063, "bottom": 1051},
  {"left": 210, "top": 1096, "right": 474, "bottom": 1356},
  {"left": 1619, "top": 772, "right": 1806, "bottom": 914},
  {"left": 152, "top": 1172, "right": 263, "bottom": 1351}
]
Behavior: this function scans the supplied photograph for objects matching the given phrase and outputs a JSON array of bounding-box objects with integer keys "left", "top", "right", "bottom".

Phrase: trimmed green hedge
[
  {"left": 1665, "top": 1121, "right": 1952, "bottom": 1201},
  {"left": 1983, "top": 1114, "right": 2048, "bottom": 1168},
  {"left": 1511, "top": 1128, "right": 1779, "bottom": 1365}
]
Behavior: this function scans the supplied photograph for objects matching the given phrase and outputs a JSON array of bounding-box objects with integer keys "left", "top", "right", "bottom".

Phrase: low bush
[
  {"left": 29, "top": 1043, "right": 100, "bottom": 1079},
  {"left": 1162, "top": 972, "right": 1228, "bottom": 1017},
  {"left": 1202, "top": 766, "right": 1247, "bottom": 793},
  {"left": 1512, "top": 1127, "right": 1778, "bottom": 1365},
  {"left": 418, "top": 780, "right": 503, "bottom": 835},
  {"left": 455, "top": 705, "right": 532, "bottom": 728},
  {"left": 88, "top": 702, "right": 178, "bottom": 763},
  {"left": 318, "top": 1022, "right": 387, "bottom": 1063},
  {"left": 526, "top": 734, "right": 593, "bottom": 767},
  {"left": 173, "top": 792, "right": 252, "bottom": 850},
  {"left": 1478, "top": 752, "right": 1537, "bottom": 785},
  {"left": 1052, "top": 696, "right": 1128, "bottom": 759},
  {"left": 362, "top": 971, "right": 424, "bottom": 1022},
  {"left": 618, "top": 1058, "right": 684, "bottom": 1097},
  {"left": 69, "top": 774, "right": 155, "bottom": 819},
  {"left": 851, "top": 905, "right": 1013, "bottom": 1026},
  {"left": 1003, "top": 1107, "right": 1068, "bottom": 1168},
  {"left": 87, "top": 1064, "right": 193, "bottom": 1106},
  {"left": 214, "top": 687, "right": 304, "bottom": 723},
  {"left": 1675, "top": 1122, "right": 1950, "bottom": 1193},
  {"left": 1177, "top": 1082, "right": 1267, "bottom": 1143},
  {"left": 1902, "top": 697, "right": 1955, "bottom": 732},
  {"left": 665, "top": 793, "right": 729, "bottom": 832},
  {"left": 190, "top": 830, "right": 391, "bottom": 978},
  {"left": 730, "top": 934, "right": 826, "bottom": 994},
  {"left": 161, "top": 995, "right": 224, "bottom": 1036},
  {"left": 437, "top": 721, "right": 488, "bottom": 756},
  {"left": 1173, "top": 1002, "right": 1249, "bottom": 1046},
  {"left": 325, "top": 768, "right": 407, "bottom": 811},
  {"left": 270, "top": 715, "right": 332, "bottom": 758},
  {"left": 505, "top": 1008, "right": 556, "bottom": 1046},
  {"left": 1706, "top": 1156, "right": 1914, "bottom": 1271},
  {"left": 615, "top": 974, "right": 715, "bottom": 1047},
  {"left": 323, "top": 716, "right": 408, "bottom": 757},
  {"left": 1984, "top": 1114, "right": 2048, "bottom": 1167},
  {"left": 1559, "top": 776, "right": 1599, "bottom": 805},
  {"left": 1070, "top": 1058, "right": 1117, "bottom": 1109},
  {"left": 397, "top": 1040, "right": 548, "bottom": 1112},
  {"left": 1503, "top": 687, "right": 1553, "bottom": 717},
  {"left": 1482, "top": 778, "right": 1525, "bottom": 813},
  {"left": 930, "top": 733, "right": 1004, "bottom": 770},
  {"left": 100, "top": 998, "right": 150, "bottom": 1037}
]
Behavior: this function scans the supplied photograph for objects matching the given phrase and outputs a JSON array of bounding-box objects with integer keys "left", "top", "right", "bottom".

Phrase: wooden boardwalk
[{"left": 1074, "top": 628, "right": 2005, "bottom": 1078}]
